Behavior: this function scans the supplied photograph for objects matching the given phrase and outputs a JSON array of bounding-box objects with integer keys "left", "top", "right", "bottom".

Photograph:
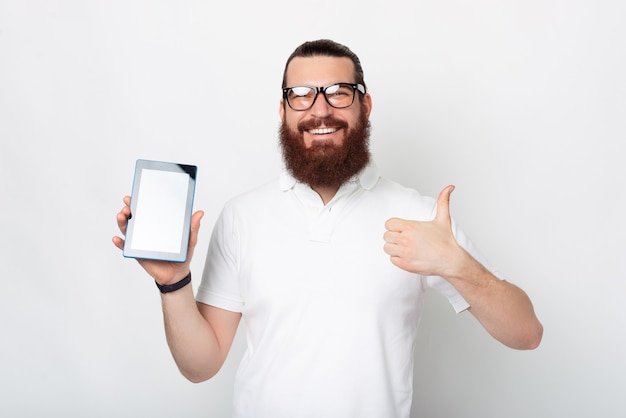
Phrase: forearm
[
  {"left": 161, "top": 284, "right": 227, "bottom": 383},
  {"left": 447, "top": 251, "right": 543, "bottom": 350}
]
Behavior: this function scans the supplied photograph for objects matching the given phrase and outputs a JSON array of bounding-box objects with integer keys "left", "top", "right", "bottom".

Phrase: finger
[
  {"left": 434, "top": 185, "right": 455, "bottom": 224},
  {"left": 388, "top": 255, "right": 404, "bottom": 270},
  {"left": 122, "top": 196, "right": 132, "bottom": 219},
  {"left": 190, "top": 210, "right": 204, "bottom": 233},
  {"left": 187, "top": 210, "right": 205, "bottom": 252},
  {"left": 116, "top": 207, "right": 131, "bottom": 234},
  {"left": 112, "top": 236, "right": 124, "bottom": 250},
  {"left": 384, "top": 217, "right": 405, "bottom": 232},
  {"left": 383, "top": 230, "right": 401, "bottom": 245},
  {"left": 383, "top": 241, "right": 399, "bottom": 257},
  {"left": 383, "top": 241, "right": 391, "bottom": 256}
]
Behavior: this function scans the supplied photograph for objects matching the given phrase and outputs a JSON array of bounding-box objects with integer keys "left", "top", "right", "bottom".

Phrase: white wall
[{"left": 1, "top": 1, "right": 624, "bottom": 417}]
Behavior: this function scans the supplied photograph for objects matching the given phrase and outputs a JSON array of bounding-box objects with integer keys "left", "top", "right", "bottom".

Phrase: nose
[{"left": 309, "top": 92, "right": 333, "bottom": 118}]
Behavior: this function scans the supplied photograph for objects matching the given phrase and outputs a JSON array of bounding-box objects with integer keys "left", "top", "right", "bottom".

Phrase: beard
[{"left": 279, "top": 107, "right": 371, "bottom": 188}]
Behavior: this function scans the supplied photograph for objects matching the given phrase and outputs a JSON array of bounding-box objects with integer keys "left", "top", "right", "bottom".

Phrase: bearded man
[{"left": 114, "top": 39, "right": 542, "bottom": 418}]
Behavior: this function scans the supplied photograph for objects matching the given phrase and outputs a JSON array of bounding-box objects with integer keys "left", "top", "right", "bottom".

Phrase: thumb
[
  {"left": 188, "top": 210, "right": 205, "bottom": 249},
  {"left": 434, "top": 185, "right": 455, "bottom": 224}
]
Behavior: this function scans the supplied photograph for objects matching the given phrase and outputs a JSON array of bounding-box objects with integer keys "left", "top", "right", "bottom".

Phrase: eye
[
  {"left": 326, "top": 84, "right": 351, "bottom": 97},
  {"left": 290, "top": 86, "right": 314, "bottom": 98}
]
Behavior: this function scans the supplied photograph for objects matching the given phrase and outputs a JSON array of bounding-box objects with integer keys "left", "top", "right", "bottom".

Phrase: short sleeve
[{"left": 196, "top": 204, "right": 244, "bottom": 312}]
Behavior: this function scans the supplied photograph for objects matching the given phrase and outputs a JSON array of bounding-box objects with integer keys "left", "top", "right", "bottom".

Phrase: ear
[
  {"left": 362, "top": 92, "right": 373, "bottom": 120},
  {"left": 279, "top": 99, "right": 286, "bottom": 122}
]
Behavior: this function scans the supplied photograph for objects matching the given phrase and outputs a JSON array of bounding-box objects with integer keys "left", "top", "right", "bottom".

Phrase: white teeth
[{"left": 310, "top": 127, "right": 337, "bottom": 135}]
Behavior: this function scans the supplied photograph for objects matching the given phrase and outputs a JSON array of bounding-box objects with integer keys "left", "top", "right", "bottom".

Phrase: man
[{"left": 113, "top": 39, "right": 542, "bottom": 417}]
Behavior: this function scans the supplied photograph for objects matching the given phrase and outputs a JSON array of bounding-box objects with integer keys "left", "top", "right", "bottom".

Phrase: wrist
[{"left": 156, "top": 272, "right": 191, "bottom": 294}]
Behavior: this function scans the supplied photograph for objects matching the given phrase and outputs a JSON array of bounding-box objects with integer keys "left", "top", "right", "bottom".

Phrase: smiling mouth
[{"left": 309, "top": 127, "right": 338, "bottom": 135}]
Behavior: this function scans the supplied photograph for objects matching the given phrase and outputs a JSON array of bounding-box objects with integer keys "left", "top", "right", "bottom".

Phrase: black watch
[{"left": 156, "top": 272, "right": 191, "bottom": 294}]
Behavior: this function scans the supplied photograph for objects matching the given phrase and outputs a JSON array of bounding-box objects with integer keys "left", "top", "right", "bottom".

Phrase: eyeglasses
[{"left": 282, "top": 83, "right": 366, "bottom": 111}]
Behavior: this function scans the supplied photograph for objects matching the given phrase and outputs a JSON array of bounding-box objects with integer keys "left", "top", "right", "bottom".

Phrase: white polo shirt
[{"left": 197, "top": 163, "right": 489, "bottom": 418}]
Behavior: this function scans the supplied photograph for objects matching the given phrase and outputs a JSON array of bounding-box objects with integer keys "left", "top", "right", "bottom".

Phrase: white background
[{"left": 1, "top": 1, "right": 625, "bottom": 417}]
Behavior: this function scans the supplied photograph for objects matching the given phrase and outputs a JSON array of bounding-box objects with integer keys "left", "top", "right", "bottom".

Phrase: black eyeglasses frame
[{"left": 282, "top": 83, "right": 366, "bottom": 111}]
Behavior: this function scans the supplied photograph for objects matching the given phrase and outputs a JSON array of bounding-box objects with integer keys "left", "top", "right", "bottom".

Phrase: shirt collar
[{"left": 279, "top": 161, "right": 380, "bottom": 192}]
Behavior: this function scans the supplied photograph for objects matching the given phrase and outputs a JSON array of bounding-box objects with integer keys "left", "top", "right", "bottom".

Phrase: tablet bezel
[{"left": 123, "top": 159, "right": 197, "bottom": 262}]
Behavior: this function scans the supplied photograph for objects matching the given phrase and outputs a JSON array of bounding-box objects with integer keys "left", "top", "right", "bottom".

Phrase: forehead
[{"left": 285, "top": 56, "right": 356, "bottom": 86}]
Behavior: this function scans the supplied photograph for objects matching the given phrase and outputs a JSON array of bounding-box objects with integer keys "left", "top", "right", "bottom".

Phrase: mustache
[{"left": 297, "top": 117, "right": 349, "bottom": 132}]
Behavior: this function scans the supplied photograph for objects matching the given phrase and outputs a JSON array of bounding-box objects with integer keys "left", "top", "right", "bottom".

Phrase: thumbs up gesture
[{"left": 383, "top": 185, "right": 466, "bottom": 278}]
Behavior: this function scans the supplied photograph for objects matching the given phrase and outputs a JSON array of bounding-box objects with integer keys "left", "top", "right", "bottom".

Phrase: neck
[{"left": 312, "top": 184, "right": 340, "bottom": 205}]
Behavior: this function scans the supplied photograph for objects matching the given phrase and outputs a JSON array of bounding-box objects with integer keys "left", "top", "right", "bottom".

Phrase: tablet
[{"left": 123, "top": 159, "right": 197, "bottom": 262}]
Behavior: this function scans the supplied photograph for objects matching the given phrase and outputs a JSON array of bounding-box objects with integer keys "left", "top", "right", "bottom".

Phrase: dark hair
[{"left": 281, "top": 39, "right": 366, "bottom": 91}]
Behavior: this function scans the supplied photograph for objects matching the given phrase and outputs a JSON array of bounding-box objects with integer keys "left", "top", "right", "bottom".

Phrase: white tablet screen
[
  {"left": 130, "top": 169, "right": 189, "bottom": 253},
  {"left": 123, "top": 160, "right": 197, "bottom": 262}
]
